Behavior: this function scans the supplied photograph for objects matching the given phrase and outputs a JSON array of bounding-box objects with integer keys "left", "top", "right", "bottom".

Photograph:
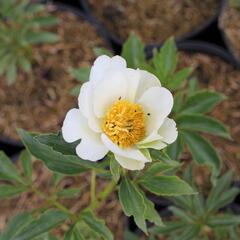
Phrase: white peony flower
[{"left": 62, "top": 55, "right": 177, "bottom": 170}]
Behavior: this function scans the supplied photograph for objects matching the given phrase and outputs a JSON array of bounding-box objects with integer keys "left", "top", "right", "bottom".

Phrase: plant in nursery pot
[
  {"left": 83, "top": 0, "right": 223, "bottom": 47},
  {"left": 0, "top": 36, "right": 235, "bottom": 239},
  {"left": 0, "top": 1, "right": 110, "bottom": 146},
  {"left": 0, "top": 0, "right": 59, "bottom": 84},
  {"left": 220, "top": 0, "right": 240, "bottom": 64},
  {"left": 149, "top": 167, "right": 240, "bottom": 240}
]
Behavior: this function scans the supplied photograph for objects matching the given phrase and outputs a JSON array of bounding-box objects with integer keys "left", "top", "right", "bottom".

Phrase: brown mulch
[
  {"left": 0, "top": 6, "right": 108, "bottom": 141},
  {"left": 88, "top": 0, "right": 219, "bottom": 44},
  {"left": 221, "top": 3, "right": 240, "bottom": 59}
]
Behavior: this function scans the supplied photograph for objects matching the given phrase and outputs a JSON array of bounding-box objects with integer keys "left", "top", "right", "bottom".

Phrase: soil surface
[
  {"left": 0, "top": 6, "right": 107, "bottom": 140},
  {"left": 0, "top": 159, "right": 124, "bottom": 239},
  {"left": 179, "top": 52, "right": 240, "bottom": 180},
  {"left": 221, "top": 3, "right": 240, "bottom": 59},
  {"left": 88, "top": 0, "right": 219, "bottom": 44}
]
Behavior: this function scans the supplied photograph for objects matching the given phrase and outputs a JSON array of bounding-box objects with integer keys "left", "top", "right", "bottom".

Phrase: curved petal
[
  {"left": 137, "top": 140, "right": 167, "bottom": 150},
  {"left": 123, "top": 68, "right": 140, "bottom": 102},
  {"left": 76, "top": 136, "right": 108, "bottom": 162},
  {"left": 158, "top": 118, "right": 178, "bottom": 144},
  {"left": 114, "top": 154, "right": 145, "bottom": 170},
  {"left": 138, "top": 86, "right": 173, "bottom": 134},
  {"left": 135, "top": 70, "right": 161, "bottom": 101},
  {"left": 89, "top": 55, "right": 126, "bottom": 88},
  {"left": 101, "top": 134, "right": 151, "bottom": 162},
  {"left": 78, "top": 82, "right": 101, "bottom": 132},
  {"left": 93, "top": 69, "right": 127, "bottom": 118},
  {"left": 62, "top": 108, "right": 86, "bottom": 143}
]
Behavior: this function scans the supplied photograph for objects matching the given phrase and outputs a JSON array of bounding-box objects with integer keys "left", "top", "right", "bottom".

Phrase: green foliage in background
[
  {"left": 0, "top": 0, "right": 59, "bottom": 84},
  {"left": 149, "top": 167, "right": 240, "bottom": 240}
]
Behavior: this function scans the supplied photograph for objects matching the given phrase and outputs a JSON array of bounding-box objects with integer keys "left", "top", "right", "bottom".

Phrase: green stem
[
  {"left": 30, "top": 186, "right": 77, "bottom": 221},
  {"left": 83, "top": 179, "right": 116, "bottom": 213},
  {"left": 90, "top": 170, "right": 96, "bottom": 203}
]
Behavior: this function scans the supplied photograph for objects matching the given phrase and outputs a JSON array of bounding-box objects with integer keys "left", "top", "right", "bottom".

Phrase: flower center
[{"left": 103, "top": 99, "right": 146, "bottom": 148}]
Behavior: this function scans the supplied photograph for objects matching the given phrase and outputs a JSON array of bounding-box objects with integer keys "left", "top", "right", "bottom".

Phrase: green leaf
[
  {"left": 177, "top": 114, "right": 231, "bottom": 139},
  {"left": 181, "top": 90, "right": 225, "bottom": 114},
  {"left": 141, "top": 161, "right": 180, "bottom": 180},
  {"left": 207, "top": 188, "right": 240, "bottom": 214},
  {"left": 36, "top": 133, "right": 78, "bottom": 156},
  {"left": 206, "top": 171, "right": 233, "bottom": 212},
  {"left": 166, "top": 134, "right": 184, "bottom": 161},
  {"left": 172, "top": 91, "right": 184, "bottom": 114},
  {"left": 153, "top": 38, "right": 177, "bottom": 81},
  {"left": 139, "top": 190, "right": 163, "bottom": 226},
  {"left": 119, "top": 176, "right": 147, "bottom": 234},
  {"left": 0, "top": 53, "right": 12, "bottom": 75},
  {"left": 124, "top": 230, "right": 139, "bottom": 240},
  {"left": 81, "top": 211, "right": 113, "bottom": 240},
  {"left": 26, "top": 4, "right": 45, "bottom": 14},
  {"left": 13, "top": 210, "right": 69, "bottom": 240},
  {"left": 32, "top": 16, "right": 59, "bottom": 27},
  {"left": 70, "top": 85, "right": 81, "bottom": 96},
  {"left": 187, "top": 76, "right": 198, "bottom": 95},
  {"left": 174, "top": 225, "right": 201, "bottom": 240},
  {"left": 27, "top": 32, "right": 59, "bottom": 44},
  {"left": 168, "top": 206, "right": 194, "bottom": 223},
  {"left": 0, "top": 212, "right": 33, "bottom": 240},
  {"left": 109, "top": 155, "right": 121, "bottom": 183},
  {"left": 63, "top": 227, "right": 85, "bottom": 240},
  {"left": 208, "top": 215, "right": 240, "bottom": 228},
  {"left": 7, "top": 60, "right": 17, "bottom": 85},
  {"left": 0, "top": 151, "right": 23, "bottom": 183},
  {"left": 18, "top": 56, "right": 31, "bottom": 72},
  {"left": 150, "top": 221, "right": 186, "bottom": 235},
  {"left": 93, "top": 47, "right": 112, "bottom": 57},
  {"left": 20, "top": 150, "right": 32, "bottom": 182},
  {"left": 0, "top": 185, "right": 28, "bottom": 199},
  {"left": 182, "top": 131, "right": 221, "bottom": 183},
  {"left": 57, "top": 187, "right": 83, "bottom": 198},
  {"left": 18, "top": 129, "right": 98, "bottom": 175},
  {"left": 121, "top": 33, "right": 145, "bottom": 68},
  {"left": 139, "top": 176, "right": 195, "bottom": 196},
  {"left": 69, "top": 67, "right": 90, "bottom": 83},
  {"left": 52, "top": 172, "right": 65, "bottom": 187},
  {"left": 167, "top": 67, "right": 193, "bottom": 90}
]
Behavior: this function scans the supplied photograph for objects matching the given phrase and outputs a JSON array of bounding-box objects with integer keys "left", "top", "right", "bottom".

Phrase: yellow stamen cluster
[{"left": 103, "top": 99, "right": 146, "bottom": 148}]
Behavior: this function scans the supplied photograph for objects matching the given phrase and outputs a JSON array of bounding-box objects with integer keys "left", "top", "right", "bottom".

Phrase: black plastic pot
[
  {"left": 218, "top": 1, "right": 240, "bottom": 68},
  {"left": 0, "top": 2, "right": 114, "bottom": 153},
  {"left": 78, "top": 0, "right": 227, "bottom": 53}
]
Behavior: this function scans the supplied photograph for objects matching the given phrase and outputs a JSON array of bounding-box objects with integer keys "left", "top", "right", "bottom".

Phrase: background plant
[
  {"left": 0, "top": 0, "right": 59, "bottom": 84},
  {"left": 149, "top": 166, "right": 240, "bottom": 240}
]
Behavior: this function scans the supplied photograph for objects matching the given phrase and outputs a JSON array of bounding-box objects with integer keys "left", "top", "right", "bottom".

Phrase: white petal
[
  {"left": 93, "top": 69, "right": 127, "bottom": 118},
  {"left": 101, "top": 134, "right": 150, "bottom": 162},
  {"left": 109, "top": 55, "right": 127, "bottom": 69},
  {"left": 137, "top": 130, "right": 163, "bottom": 145},
  {"left": 78, "top": 82, "right": 101, "bottom": 132},
  {"left": 158, "top": 118, "right": 178, "bottom": 144},
  {"left": 76, "top": 136, "right": 108, "bottom": 161},
  {"left": 89, "top": 55, "right": 126, "bottom": 88},
  {"left": 114, "top": 154, "right": 145, "bottom": 170},
  {"left": 62, "top": 108, "right": 86, "bottom": 143},
  {"left": 135, "top": 70, "right": 161, "bottom": 101},
  {"left": 137, "top": 140, "right": 167, "bottom": 150},
  {"left": 138, "top": 86, "right": 173, "bottom": 134},
  {"left": 123, "top": 68, "right": 140, "bottom": 102},
  {"left": 89, "top": 55, "right": 111, "bottom": 87}
]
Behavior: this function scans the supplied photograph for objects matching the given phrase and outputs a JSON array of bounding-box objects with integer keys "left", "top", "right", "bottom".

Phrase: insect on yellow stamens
[{"left": 103, "top": 99, "right": 146, "bottom": 148}]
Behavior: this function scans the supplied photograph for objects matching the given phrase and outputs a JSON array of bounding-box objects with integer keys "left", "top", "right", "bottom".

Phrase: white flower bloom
[{"left": 62, "top": 55, "right": 178, "bottom": 170}]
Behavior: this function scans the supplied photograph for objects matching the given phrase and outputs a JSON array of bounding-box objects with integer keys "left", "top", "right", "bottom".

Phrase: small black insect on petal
[{"left": 147, "top": 113, "right": 151, "bottom": 116}]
